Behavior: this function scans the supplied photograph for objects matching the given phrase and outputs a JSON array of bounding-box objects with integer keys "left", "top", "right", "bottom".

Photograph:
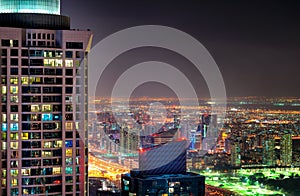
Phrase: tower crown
[{"left": 0, "top": 0, "right": 60, "bottom": 15}]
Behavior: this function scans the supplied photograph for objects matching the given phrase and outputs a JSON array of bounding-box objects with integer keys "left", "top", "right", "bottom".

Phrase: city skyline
[{"left": 62, "top": 0, "right": 300, "bottom": 98}]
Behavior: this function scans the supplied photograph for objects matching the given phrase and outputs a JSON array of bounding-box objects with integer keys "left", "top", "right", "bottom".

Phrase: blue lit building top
[{"left": 0, "top": 0, "right": 60, "bottom": 15}]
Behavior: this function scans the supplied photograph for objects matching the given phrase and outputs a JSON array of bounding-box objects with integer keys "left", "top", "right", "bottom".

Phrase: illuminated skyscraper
[
  {"left": 280, "top": 132, "right": 292, "bottom": 166},
  {"left": 230, "top": 142, "right": 241, "bottom": 167},
  {"left": 0, "top": 0, "right": 93, "bottom": 195},
  {"left": 262, "top": 136, "right": 276, "bottom": 166}
]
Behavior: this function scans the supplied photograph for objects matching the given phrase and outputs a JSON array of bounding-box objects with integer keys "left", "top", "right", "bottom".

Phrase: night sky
[{"left": 62, "top": 0, "right": 300, "bottom": 98}]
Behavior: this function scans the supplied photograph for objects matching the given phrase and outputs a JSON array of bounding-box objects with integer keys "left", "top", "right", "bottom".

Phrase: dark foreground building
[{"left": 121, "top": 135, "right": 205, "bottom": 196}]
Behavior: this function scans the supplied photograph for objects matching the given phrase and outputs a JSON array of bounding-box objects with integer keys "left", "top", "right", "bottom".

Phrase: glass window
[
  {"left": 44, "top": 59, "right": 55, "bottom": 67},
  {"left": 65, "top": 122, "right": 73, "bottom": 130},
  {"left": 21, "top": 169, "right": 30, "bottom": 176},
  {"left": 31, "top": 105, "right": 40, "bottom": 112},
  {"left": 1, "top": 179, "right": 5, "bottom": 186},
  {"left": 43, "top": 141, "right": 52, "bottom": 148},
  {"left": 66, "top": 96, "right": 72, "bottom": 103},
  {"left": 65, "top": 51, "right": 73, "bottom": 58},
  {"left": 2, "top": 114, "right": 6, "bottom": 122},
  {"left": 54, "top": 140, "right": 62, "bottom": 148},
  {"left": 10, "top": 123, "right": 18, "bottom": 131},
  {"left": 2, "top": 86, "right": 6, "bottom": 94},
  {"left": 10, "top": 96, "right": 18, "bottom": 103},
  {"left": 65, "top": 60, "right": 73, "bottom": 67},
  {"left": 11, "top": 178, "right": 18, "bottom": 186},
  {"left": 66, "top": 158, "right": 72, "bottom": 165},
  {"left": 42, "top": 105, "right": 52, "bottom": 112},
  {"left": 2, "top": 142, "right": 7, "bottom": 150},
  {"left": 10, "top": 142, "right": 18, "bottom": 150},
  {"left": 10, "top": 114, "right": 18, "bottom": 121},
  {"left": 10, "top": 133, "right": 18, "bottom": 140},
  {"left": 10, "top": 86, "right": 18, "bottom": 94},
  {"left": 10, "top": 77, "right": 18, "bottom": 84},
  {"left": 21, "top": 77, "right": 29, "bottom": 84},
  {"left": 65, "top": 167, "right": 72, "bottom": 174},
  {"left": 2, "top": 123, "right": 7, "bottom": 131},
  {"left": 55, "top": 59, "right": 62, "bottom": 67},
  {"left": 22, "top": 133, "right": 28, "bottom": 140},
  {"left": 55, "top": 51, "right": 62, "bottom": 57},
  {"left": 42, "top": 113, "right": 52, "bottom": 121},
  {"left": 65, "top": 140, "right": 73, "bottom": 147},
  {"left": 53, "top": 167, "right": 61, "bottom": 175},
  {"left": 66, "top": 149, "right": 72, "bottom": 156}
]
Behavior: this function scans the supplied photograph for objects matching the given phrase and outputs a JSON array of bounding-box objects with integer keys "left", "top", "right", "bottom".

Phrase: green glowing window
[{"left": 65, "top": 167, "right": 72, "bottom": 174}]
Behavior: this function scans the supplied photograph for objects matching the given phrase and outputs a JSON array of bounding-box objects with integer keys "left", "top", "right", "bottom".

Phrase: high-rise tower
[
  {"left": 280, "top": 132, "right": 292, "bottom": 166},
  {"left": 0, "top": 1, "right": 92, "bottom": 195}
]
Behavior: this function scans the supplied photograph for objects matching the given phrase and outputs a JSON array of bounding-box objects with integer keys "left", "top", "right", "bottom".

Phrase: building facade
[
  {"left": 280, "top": 132, "right": 292, "bottom": 166},
  {"left": 0, "top": 0, "right": 92, "bottom": 195}
]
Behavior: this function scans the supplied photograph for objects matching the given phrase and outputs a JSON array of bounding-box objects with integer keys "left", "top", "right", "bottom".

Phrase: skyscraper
[
  {"left": 262, "top": 136, "right": 276, "bottom": 167},
  {"left": 0, "top": 1, "right": 93, "bottom": 195},
  {"left": 280, "top": 132, "right": 292, "bottom": 166},
  {"left": 230, "top": 142, "right": 241, "bottom": 167}
]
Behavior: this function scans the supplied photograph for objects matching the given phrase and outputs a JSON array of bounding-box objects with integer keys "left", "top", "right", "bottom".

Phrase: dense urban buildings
[
  {"left": 0, "top": 0, "right": 92, "bottom": 195},
  {"left": 88, "top": 97, "right": 300, "bottom": 195}
]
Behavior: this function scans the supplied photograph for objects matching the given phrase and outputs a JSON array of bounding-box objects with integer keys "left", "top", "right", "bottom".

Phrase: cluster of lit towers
[
  {"left": 0, "top": 0, "right": 92, "bottom": 195},
  {"left": 231, "top": 131, "right": 293, "bottom": 167}
]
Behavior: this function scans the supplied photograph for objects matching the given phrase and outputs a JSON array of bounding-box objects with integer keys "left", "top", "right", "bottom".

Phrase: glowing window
[
  {"left": 53, "top": 167, "right": 61, "bottom": 175},
  {"left": 2, "top": 133, "right": 6, "bottom": 140},
  {"left": 55, "top": 59, "right": 62, "bottom": 67},
  {"left": 65, "top": 60, "right": 73, "bottom": 67},
  {"left": 2, "top": 170, "right": 6, "bottom": 178},
  {"left": 54, "top": 140, "right": 62, "bottom": 148},
  {"left": 66, "top": 96, "right": 72, "bottom": 103},
  {"left": 30, "top": 77, "right": 41, "bottom": 84},
  {"left": 2, "top": 142, "right": 6, "bottom": 150},
  {"left": 10, "top": 77, "right": 18, "bottom": 84},
  {"left": 42, "top": 105, "right": 52, "bottom": 112},
  {"left": 44, "top": 59, "right": 55, "bottom": 66},
  {"left": 10, "top": 133, "right": 18, "bottom": 140},
  {"left": 31, "top": 105, "right": 40, "bottom": 112},
  {"left": 65, "top": 140, "right": 73, "bottom": 147},
  {"left": 43, "top": 141, "right": 52, "bottom": 148},
  {"left": 2, "top": 123, "right": 7, "bottom": 131},
  {"left": 22, "top": 132, "right": 28, "bottom": 140},
  {"left": 65, "top": 167, "right": 72, "bottom": 174},
  {"left": 75, "top": 60, "right": 81, "bottom": 67},
  {"left": 55, "top": 51, "right": 63, "bottom": 57},
  {"left": 2, "top": 86, "right": 7, "bottom": 94},
  {"left": 10, "top": 142, "right": 18, "bottom": 149},
  {"left": 65, "top": 122, "right": 73, "bottom": 130},
  {"left": 66, "top": 158, "right": 72, "bottom": 165},
  {"left": 10, "top": 86, "right": 18, "bottom": 94},
  {"left": 10, "top": 123, "right": 18, "bottom": 131},
  {"left": 66, "top": 149, "right": 72, "bottom": 156},
  {"left": 42, "top": 113, "right": 52, "bottom": 121},
  {"left": 21, "top": 77, "right": 29, "bottom": 84},
  {"left": 10, "top": 169, "right": 19, "bottom": 177},
  {"left": 2, "top": 114, "right": 6, "bottom": 122},
  {"left": 10, "top": 96, "right": 18, "bottom": 103},
  {"left": 42, "top": 150, "right": 52, "bottom": 157},
  {"left": 21, "top": 169, "right": 30, "bottom": 176},
  {"left": 1, "top": 179, "right": 6, "bottom": 186},
  {"left": 11, "top": 178, "right": 18, "bottom": 186},
  {"left": 10, "top": 114, "right": 18, "bottom": 121}
]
